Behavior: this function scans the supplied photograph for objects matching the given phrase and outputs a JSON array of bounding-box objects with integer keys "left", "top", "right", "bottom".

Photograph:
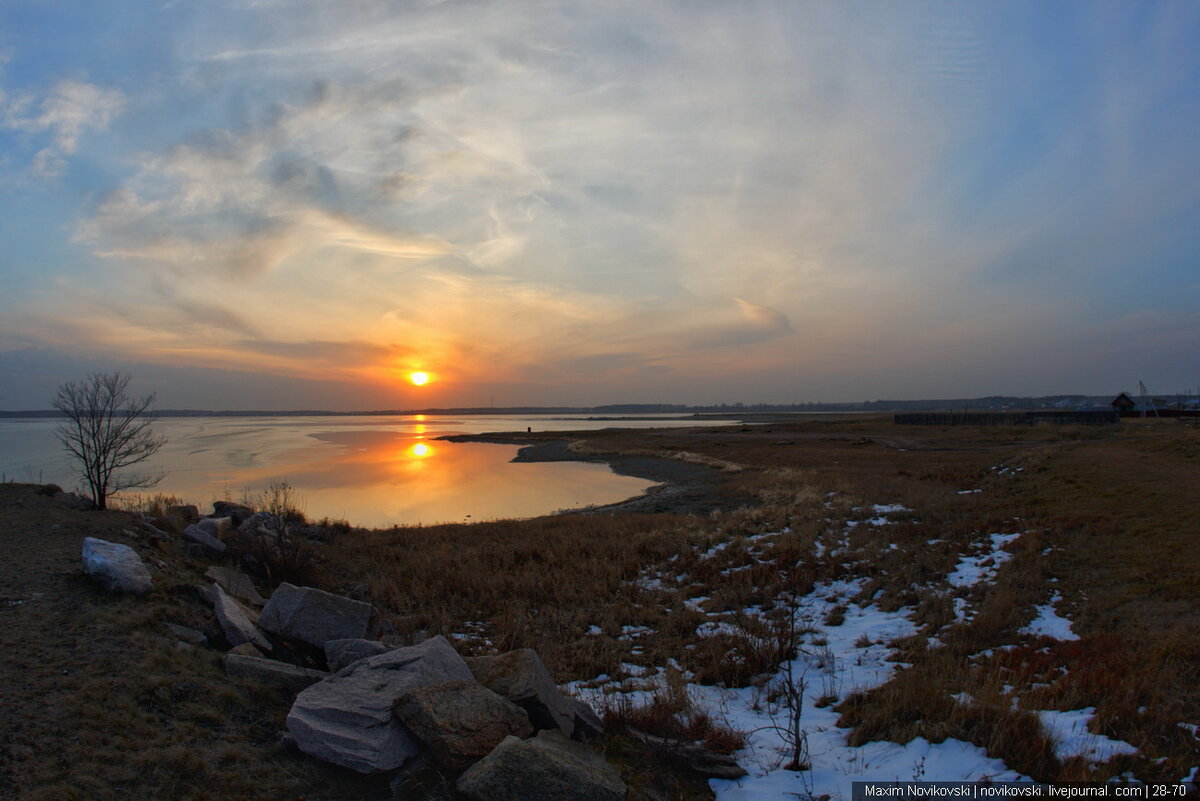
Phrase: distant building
[{"left": 1111, "top": 392, "right": 1136, "bottom": 412}]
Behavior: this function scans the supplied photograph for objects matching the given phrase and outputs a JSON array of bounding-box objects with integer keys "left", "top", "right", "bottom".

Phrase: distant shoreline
[
  {"left": 441, "top": 432, "right": 745, "bottom": 515},
  {"left": 0, "top": 393, "right": 1142, "bottom": 418}
]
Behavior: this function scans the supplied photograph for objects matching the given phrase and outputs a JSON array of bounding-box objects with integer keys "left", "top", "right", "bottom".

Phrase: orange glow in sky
[{"left": 409, "top": 371, "right": 430, "bottom": 386}]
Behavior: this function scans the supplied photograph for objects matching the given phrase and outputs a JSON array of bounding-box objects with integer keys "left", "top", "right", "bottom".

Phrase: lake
[{"left": 0, "top": 414, "right": 727, "bottom": 527}]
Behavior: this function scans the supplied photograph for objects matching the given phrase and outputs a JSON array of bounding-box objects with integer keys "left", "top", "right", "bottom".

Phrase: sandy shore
[{"left": 439, "top": 433, "right": 743, "bottom": 515}]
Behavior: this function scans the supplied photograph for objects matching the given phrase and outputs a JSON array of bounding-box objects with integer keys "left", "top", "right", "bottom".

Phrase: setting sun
[{"left": 409, "top": 371, "right": 430, "bottom": 386}]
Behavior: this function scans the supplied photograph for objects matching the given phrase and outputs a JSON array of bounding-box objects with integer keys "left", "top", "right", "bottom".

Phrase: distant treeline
[{"left": 0, "top": 395, "right": 1135, "bottom": 418}]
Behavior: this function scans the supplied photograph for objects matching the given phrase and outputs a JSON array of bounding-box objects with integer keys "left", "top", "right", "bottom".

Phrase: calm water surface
[{"left": 0, "top": 414, "right": 726, "bottom": 527}]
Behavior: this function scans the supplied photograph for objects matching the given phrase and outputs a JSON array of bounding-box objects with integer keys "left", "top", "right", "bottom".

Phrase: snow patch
[
  {"left": 947, "top": 533, "right": 1022, "bottom": 588},
  {"left": 1019, "top": 593, "right": 1079, "bottom": 641},
  {"left": 1038, "top": 708, "right": 1137, "bottom": 763}
]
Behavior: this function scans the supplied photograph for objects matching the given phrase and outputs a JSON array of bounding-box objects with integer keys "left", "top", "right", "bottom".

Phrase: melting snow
[
  {"left": 1037, "top": 708, "right": 1137, "bottom": 762},
  {"left": 695, "top": 579, "right": 1028, "bottom": 798},
  {"left": 1020, "top": 593, "right": 1079, "bottom": 641},
  {"left": 946, "top": 533, "right": 1022, "bottom": 588}
]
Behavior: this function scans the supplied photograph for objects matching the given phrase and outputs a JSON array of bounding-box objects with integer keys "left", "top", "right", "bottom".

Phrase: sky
[{"left": 1, "top": 1, "right": 1197, "bottom": 410}]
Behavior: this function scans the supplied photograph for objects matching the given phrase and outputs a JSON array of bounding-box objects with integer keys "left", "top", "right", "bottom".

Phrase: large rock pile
[
  {"left": 280, "top": 631, "right": 617, "bottom": 794},
  {"left": 79, "top": 499, "right": 642, "bottom": 798}
]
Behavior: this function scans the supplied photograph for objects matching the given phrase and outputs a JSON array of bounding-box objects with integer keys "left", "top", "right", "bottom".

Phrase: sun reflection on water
[{"left": 135, "top": 421, "right": 653, "bottom": 527}]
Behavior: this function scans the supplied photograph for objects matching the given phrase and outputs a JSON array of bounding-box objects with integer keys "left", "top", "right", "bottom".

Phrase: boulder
[
  {"left": 224, "top": 653, "right": 329, "bottom": 694},
  {"left": 212, "top": 583, "right": 273, "bottom": 652},
  {"left": 140, "top": 522, "right": 170, "bottom": 543},
  {"left": 56, "top": 491, "right": 96, "bottom": 511},
  {"left": 456, "top": 730, "right": 626, "bottom": 801},
  {"left": 81, "top": 537, "right": 153, "bottom": 594},
  {"left": 194, "top": 584, "right": 215, "bottom": 606},
  {"left": 205, "top": 566, "right": 266, "bottom": 607},
  {"left": 286, "top": 636, "right": 473, "bottom": 773},
  {"left": 566, "top": 696, "right": 605, "bottom": 741},
  {"left": 465, "top": 649, "right": 575, "bottom": 738},
  {"left": 259, "top": 582, "right": 373, "bottom": 648},
  {"left": 165, "top": 623, "right": 208, "bottom": 646},
  {"left": 325, "top": 638, "right": 389, "bottom": 672},
  {"left": 238, "top": 511, "right": 276, "bottom": 536},
  {"left": 166, "top": 504, "right": 200, "bottom": 523},
  {"left": 212, "top": 501, "right": 254, "bottom": 525},
  {"left": 196, "top": 516, "right": 232, "bottom": 540},
  {"left": 393, "top": 680, "right": 533, "bottom": 771},
  {"left": 228, "top": 642, "right": 265, "bottom": 658},
  {"left": 182, "top": 523, "right": 226, "bottom": 556}
]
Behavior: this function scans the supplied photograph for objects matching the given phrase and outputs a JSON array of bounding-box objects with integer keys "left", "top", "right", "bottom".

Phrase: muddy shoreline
[{"left": 439, "top": 433, "right": 745, "bottom": 515}]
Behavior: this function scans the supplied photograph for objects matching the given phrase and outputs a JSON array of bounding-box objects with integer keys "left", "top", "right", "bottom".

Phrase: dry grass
[
  {"left": 6, "top": 415, "right": 1199, "bottom": 797},
  {"left": 327, "top": 417, "right": 1200, "bottom": 785}
]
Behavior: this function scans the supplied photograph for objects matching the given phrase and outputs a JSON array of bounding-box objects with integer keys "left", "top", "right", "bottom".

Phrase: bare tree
[{"left": 53, "top": 371, "right": 166, "bottom": 510}]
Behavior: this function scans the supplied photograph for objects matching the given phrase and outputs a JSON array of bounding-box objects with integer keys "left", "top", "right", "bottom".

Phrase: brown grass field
[{"left": 1, "top": 415, "right": 1198, "bottom": 798}]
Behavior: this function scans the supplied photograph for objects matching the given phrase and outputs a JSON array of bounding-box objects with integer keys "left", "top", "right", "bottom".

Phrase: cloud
[
  {"left": 4, "top": 2, "right": 1199, "bottom": 406},
  {"left": 3, "top": 78, "right": 125, "bottom": 175}
]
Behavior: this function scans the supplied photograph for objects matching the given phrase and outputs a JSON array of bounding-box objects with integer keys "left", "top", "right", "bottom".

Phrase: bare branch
[{"left": 53, "top": 371, "right": 167, "bottom": 510}]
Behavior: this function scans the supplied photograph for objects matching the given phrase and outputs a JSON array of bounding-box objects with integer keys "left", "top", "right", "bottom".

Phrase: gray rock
[
  {"left": 140, "top": 523, "right": 170, "bottom": 542},
  {"left": 393, "top": 680, "right": 533, "bottom": 772},
  {"left": 166, "top": 504, "right": 200, "bottom": 523},
  {"left": 212, "top": 582, "right": 273, "bottom": 652},
  {"left": 165, "top": 623, "right": 208, "bottom": 646},
  {"left": 212, "top": 501, "right": 254, "bottom": 525},
  {"left": 286, "top": 635, "right": 474, "bottom": 773},
  {"left": 224, "top": 653, "right": 329, "bottom": 694},
  {"left": 204, "top": 566, "right": 266, "bottom": 607},
  {"left": 194, "top": 584, "right": 215, "bottom": 606},
  {"left": 465, "top": 649, "right": 575, "bottom": 738},
  {"left": 325, "top": 638, "right": 389, "bottom": 672},
  {"left": 56, "top": 491, "right": 96, "bottom": 511},
  {"left": 81, "top": 537, "right": 153, "bottom": 594},
  {"left": 183, "top": 523, "right": 226, "bottom": 556},
  {"left": 228, "top": 642, "right": 265, "bottom": 658},
  {"left": 259, "top": 582, "right": 373, "bottom": 648},
  {"left": 456, "top": 730, "right": 626, "bottom": 801},
  {"left": 196, "top": 516, "right": 232, "bottom": 540},
  {"left": 238, "top": 511, "right": 275, "bottom": 535},
  {"left": 566, "top": 695, "right": 605, "bottom": 741}
]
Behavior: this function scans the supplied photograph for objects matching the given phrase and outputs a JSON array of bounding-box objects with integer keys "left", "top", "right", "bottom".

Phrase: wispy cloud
[
  {"left": 1, "top": 1, "right": 1197, "bottom": 406},
  {"left": 3, "top": 78, "right": 125, "bottom": 175}
]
